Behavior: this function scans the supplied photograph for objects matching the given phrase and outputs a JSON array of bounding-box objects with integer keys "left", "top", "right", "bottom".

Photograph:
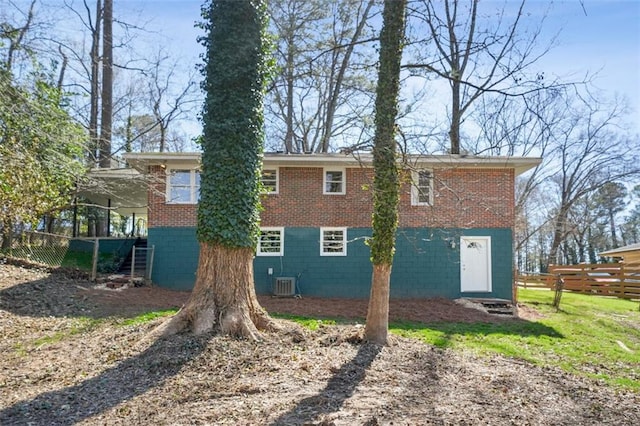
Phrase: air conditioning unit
[{"left": 273, "top": 277, "right": 296, "bottom": 296}]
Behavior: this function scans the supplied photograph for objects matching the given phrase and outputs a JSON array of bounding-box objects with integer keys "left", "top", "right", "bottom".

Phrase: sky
[
  {"left": 539, "top": 1, "right": 640, "bottom": 119},
  {"left": 8, "top": 0, "right": 637, "bottom": 139},
  {"left": 115, "top": 0, "right": 640, "bottom": 134}
]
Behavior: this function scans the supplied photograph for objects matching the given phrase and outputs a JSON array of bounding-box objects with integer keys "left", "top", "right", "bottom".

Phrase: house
[
  {"left": 123, "top": 152, "right": 540, "bottom": 300},
  {"left": 599, "top": 243, "right": 640, "bottom": 264}
]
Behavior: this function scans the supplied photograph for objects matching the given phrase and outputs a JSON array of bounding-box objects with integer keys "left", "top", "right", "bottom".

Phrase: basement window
[
  {"left": 257, "top": 227, "right": 284, "bottom": 256},
  {"left": 321, "top": 227, "right": 347, "bottom": 256}
]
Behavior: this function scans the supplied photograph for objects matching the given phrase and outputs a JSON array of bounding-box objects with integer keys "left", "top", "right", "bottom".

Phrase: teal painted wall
[
  {"left": 254, "top": 228, "right": 373, "bottom": 298},
  {"left": 390, "top": 228, "right": 513, "bottom": 299},
  {"left": 148, "top": 227, "right": 513, "bottom": 299},
  {"left": 148, "top": 228, "right": 199, "bottom": 290}
]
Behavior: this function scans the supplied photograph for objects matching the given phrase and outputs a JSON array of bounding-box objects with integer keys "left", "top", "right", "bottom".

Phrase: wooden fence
[{"left": 516, "top": 262, "right": 640, "bottom": 300}]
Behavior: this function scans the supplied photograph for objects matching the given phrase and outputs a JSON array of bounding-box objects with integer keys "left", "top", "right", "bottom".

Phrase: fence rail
[
  {"left": 517, "top": 262, "right": 640, "bottom": 300},
  {"left": 516, "top": 272, "right": 555, "bottom": 289},
  {"left": 2, "top": 231, "right": 72, "bottom": 267},
  {"left": 2, "top": 231, "right": 102, "bottom": 280}
]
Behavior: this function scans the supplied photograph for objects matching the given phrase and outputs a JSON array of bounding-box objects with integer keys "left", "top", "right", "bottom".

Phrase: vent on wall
[{"left": 273, "top": 277, "right": 296, "bottom": 296}]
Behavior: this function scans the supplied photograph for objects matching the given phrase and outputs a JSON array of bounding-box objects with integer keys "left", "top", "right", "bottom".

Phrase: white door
[{"left": 460, "top": 236, "right": 492, "bottom": 292}]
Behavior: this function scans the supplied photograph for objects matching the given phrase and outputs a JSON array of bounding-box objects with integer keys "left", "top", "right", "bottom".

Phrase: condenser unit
[{"left": 273, "top": 277, "right": 296, "bottom": 296}]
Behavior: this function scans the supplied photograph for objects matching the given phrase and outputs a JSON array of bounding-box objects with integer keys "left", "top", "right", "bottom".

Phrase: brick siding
[{"left": 147, "top": 165, "right": 514, "bottom": 229}]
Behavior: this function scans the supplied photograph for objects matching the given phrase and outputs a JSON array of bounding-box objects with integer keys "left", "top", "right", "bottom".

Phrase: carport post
[
  {"left": 107, "top": 199, "right": 111, "bottom": 237},
  {"left": 91, "top": 238, "right": 99, "bottom": 281}
]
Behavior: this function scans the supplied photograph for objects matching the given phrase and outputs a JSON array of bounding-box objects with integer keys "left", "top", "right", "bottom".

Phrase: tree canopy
[{"left": 0, "top": 70, "right": 85, "bottom": 229}]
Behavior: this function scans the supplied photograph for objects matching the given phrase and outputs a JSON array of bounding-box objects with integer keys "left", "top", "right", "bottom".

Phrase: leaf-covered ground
[{"left": 0, "top": 261, "right": 638, "bottom": 425}]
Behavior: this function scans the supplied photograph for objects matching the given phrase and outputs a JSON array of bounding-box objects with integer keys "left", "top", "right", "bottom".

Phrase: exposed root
[
  {"left": 136, "top": 308, "right": 190, "bottom": 348},
  {"left": 220, "top": 307, "right": 262, "bottom": 340},
  {"left": 192, "top": 306, "right": 217, "bottom": 335},
  {"left": 251, "top": 306, "right": 282, "bottom": 333},
  {"left": 142, "top": 243, "right": 281, "bottom": 343}
]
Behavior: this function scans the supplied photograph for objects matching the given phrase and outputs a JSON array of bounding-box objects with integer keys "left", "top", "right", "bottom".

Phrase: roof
[
  {"left": 599, "top": 243, "right": 640, "bottom": 257},
  {"left": 78, "top": 167, "right": 149, "bottom": 216},
  {"left": 123, "top": 151, "right": 541, "bottom": 177}
]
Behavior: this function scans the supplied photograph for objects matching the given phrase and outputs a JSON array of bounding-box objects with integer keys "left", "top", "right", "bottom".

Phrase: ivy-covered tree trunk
[
  {"left": 156, "top": 0, "right": 276, "bottom": 339},
  {"left": 364, "top": 0, "right": 407, "bottom": 345}
]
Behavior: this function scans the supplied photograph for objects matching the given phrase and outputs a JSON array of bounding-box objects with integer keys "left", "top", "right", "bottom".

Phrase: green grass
[
  {"left": 30, "top": 317, "right": 103, "bottom": 349},
  {"left": 393, "top": 289, "right": 640, "bottom": 390},
  {"left": 271, "top": 290, "right": 640, "bottom": 390},
  {"left": 272, "top": 313, "right": 337, "bottom": 330},
  {"left": 61, "top": 250, "right": 118, "bottom": 271},
  {"left": 119, "top": 309, "right": 178, "bottom": 326},
  {"left": 14, "top": 311, "right": 178, "bottom": 355},
  {"left": 61, "top": 250, "right": 94, "bottom": 269}
]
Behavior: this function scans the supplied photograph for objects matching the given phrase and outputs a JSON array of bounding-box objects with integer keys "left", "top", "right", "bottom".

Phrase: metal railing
[{"left": 130, "top": 245, "right": 155, "bottom": 284}]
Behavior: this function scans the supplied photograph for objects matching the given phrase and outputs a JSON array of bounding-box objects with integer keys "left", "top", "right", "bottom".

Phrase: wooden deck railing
[{"left": 516, "top": 262, "right": 640, "bottom": 300}]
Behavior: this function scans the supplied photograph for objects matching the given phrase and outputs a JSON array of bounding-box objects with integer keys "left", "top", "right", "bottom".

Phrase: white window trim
[
  {"left": 411, "top": 169, "right": 433, "bottom": 206},
  {"left": 320, "top": 227, "right": 347, "bottom": 256},
  {"left": 257, "top": 227, "right": 284, "bottom": 256},
  {"left": 323, "top": 167, "right": 346, "bottom": 195},
  {"left": 261, "top": 167, "right": 279, "bottom": 194},
  {"left": 166, "top": 168, "right": 200, "bottom": 204}
]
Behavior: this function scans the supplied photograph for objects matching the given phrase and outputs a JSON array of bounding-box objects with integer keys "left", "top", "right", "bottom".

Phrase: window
[
  {"left": 257, "top": 227, "right": 284, "bottom": 256},
  {"left": 167, "top": 169, "right": 200, "bottom": 204},
  {"left": 321, "top": 227, "right": 347, "bottom": 256},
  {"left": 261, "top": 168, "right": 278, "bottom": 194},
  {"left": 324, "top": 168, "right": 345, "bottom": 194},
  {"left": 411, "top": 169, "right": 433, "bottom": 206}
]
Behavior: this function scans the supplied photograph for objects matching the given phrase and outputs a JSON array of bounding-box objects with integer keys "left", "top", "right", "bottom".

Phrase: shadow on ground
[
  {"left": 0, "top": 267, "right": 564, "bottom": 343},
  {"left": 0, "top": 269, "right": 186, "bottom": 319},
  {"left": 270, "top": 343, "right": 382, "bottom": 425},
  {"left": 0, "top": 332, "right": 209, "bottom": 426}
]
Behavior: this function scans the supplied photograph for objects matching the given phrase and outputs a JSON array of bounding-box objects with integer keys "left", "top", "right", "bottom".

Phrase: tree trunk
[
  {"left": 284, "top": 40, "right": 295, "bottom": 153},
  {"left": 159, "top": 122, "right": 166, "bottom": 153},
  {"left": 89, "top": 0, "right": 102, "bottom": 165},
  {"left": 99, "top": 0, "right": 113, "bottom": 168},
  {"left": 364, "top": 0, "right": 406, "bottom": 345},
  {"left": 549, "top": 204, "right": 570, "bottom": 266},
  {"left": 319, "top": 0, "right": 375, "bottom": 153},
  {"left": 5, "top": 0, "right": 35, "bottom": 73},
  {"left": 365, "top": 264, "right": 392, "bottom": 343},
  {"left": 154, "top": 243, "right": 276, "bottom": 339},
  {"left": 1, "top": 220, "right": 13, "bottom": 251},
  {"left": 609, "top": 211, "right": 618, "bottom": 248},
  {"left": 125, "top": 104, "right": 133, "bottom": 152},
  {"left": 56, "top": 46, "right": 68, "bottom": 91},
  {"left": 152, "top": 0, "right": 274, "bottom": 341},
  {"left": 449, "top": 77, "right": 461, "bottom": 154}
]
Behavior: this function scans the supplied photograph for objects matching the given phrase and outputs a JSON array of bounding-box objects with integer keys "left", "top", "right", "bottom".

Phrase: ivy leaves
[{"left": 197, "top": 0, "right": 269, "bottom": 248}]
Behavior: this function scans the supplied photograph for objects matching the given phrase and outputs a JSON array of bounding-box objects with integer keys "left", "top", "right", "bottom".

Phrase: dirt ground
[{"left": 0, "top": 260, "right": 638, "bottom": 425}]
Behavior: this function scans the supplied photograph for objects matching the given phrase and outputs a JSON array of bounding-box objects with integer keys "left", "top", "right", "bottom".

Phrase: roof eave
[{"left": 123, "top": 152, "right": 542, "bottom": 176}]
